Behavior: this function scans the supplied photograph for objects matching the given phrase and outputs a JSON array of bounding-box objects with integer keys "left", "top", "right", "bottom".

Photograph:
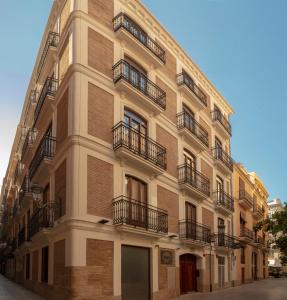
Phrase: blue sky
[{"left": 0, "top": 0, "right": 286, "bottom": 201}]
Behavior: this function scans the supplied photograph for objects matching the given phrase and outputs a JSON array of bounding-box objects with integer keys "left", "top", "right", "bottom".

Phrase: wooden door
[
  {"left": 180, "top": 254, "right": 197, "bottom": 294},
  {"left": 125, "top": 176, "right": 147, "bottom": 227},
  {"left": 185, "top": 203, "right": 196, "bottom": 239}
]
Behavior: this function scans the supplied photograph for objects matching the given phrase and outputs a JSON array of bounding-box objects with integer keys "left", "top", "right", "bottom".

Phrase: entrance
[
  {"left": 180, "top": 254, "right": 197, "bottom": 294},
  {"left": 122, "top": 245, "right": 150, "bottom": 300},
  {"left": 252, "top": 252, "right": 258, "bottom": 280},
  {"left": 241, "top": 267, "right": 245, "bottom": 284},
  {"left": 218, "top": 256, "right": 225, "bottom": 288}
]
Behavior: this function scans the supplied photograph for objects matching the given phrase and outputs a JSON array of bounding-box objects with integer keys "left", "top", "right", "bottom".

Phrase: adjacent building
[
  {"left": 233, "top": 164, "right": 269, "bottom": 285},
  {"left": 0, "top": 0, "right": 270, "bottom": 299}
]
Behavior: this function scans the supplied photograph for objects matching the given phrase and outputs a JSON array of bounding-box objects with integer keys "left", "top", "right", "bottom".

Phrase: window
[
  {"left": 26, "top": 253, "right": 30, "bottom": 280},
  {"left": 125, "top": 175, "right": 147, "bottom": 203},
  {"left": 183, "top": 149, "right": 196, "bottom": 184},
  {"left": 41, "top": 246, "right": 49, "bottom": 283},
  {"left": 241, "top": 247, "right": 245, "bottom": 264},
  {"left": 183, "top": 105, "right": 195, "bottom": 133},
  {"left": 216, "top": 176, "right": 224, "bottom": 204}
]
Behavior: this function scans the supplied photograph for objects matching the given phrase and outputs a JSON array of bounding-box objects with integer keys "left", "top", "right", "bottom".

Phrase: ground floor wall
[{"left": 0, "top": 224, "right": 239, "bottom": 300}]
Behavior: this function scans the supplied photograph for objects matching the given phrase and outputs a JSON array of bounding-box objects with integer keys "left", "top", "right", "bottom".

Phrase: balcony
[
  {"left": 113, "top": 13, "right": 165, "bottom": 67},
  {"left": 239, "top": 226, "right": 254, "bottom": 243},
  {"left": 177, "top": 72, "right": 207, "bottom": 110},
  {"left": 177, "top": 111, "right": 209, "bottom": 150},
  {"left": 238, "top": 189, "right": 253, "bottom": 209},
  {"left": 17, "top": 226, "right": 29, "bottom": 248},
  {"left": 113, "top": 60, "right": 166, "bottom": 114},
  {"left": 112, "top": 196, "right": 168, "bottom": 236},
  {"left": 213, "top": 190, "right": 234, "bottom": 215},
  {"left": 252, "top": 205, "right": 264, "bottom": 220},
  {"left": 13, "top": 161, "right": 24, "bottom": 187},
  {"left": 212, "top": 110, "right": 232, "bottom": 138},
  {"left": 29, "top": 135, "right": 56, "bottom": 181},
  {"left": 179, "top": 220, "right": 211, "bottom": 245},
  {"left": 178, "top": 164, "right": 210, "bottom": 200},
  {"left": 18, "top": 176, "right": 33, "bottom": 213},
  {"left": 113, "top": 122, "right": 166, "bottom": 175},
  {"left": 214, "top": 233, "right": 238, "bottom": 250},
  {"left": 34, "top": 77, "right": 58, "bottom": 126},
  {"left": 254, "top": 236, "right": 264, "bottom": 248},
  {"left": 29, "top": 203, "right": 54, "bottom": 242},
  {"left": 21, "top": 128, "right": 37, "bottom": 161},
  {"left": 37, "top": 31, "right": 59, "bottom": 83},
  {"left": 212, "top": 147, "right": 233, "bottom": 174}
]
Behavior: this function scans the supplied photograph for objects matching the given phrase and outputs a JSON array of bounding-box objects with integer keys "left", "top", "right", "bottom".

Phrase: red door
[{"left": 180, "top": 254, "right": 197, "bottom": 294}]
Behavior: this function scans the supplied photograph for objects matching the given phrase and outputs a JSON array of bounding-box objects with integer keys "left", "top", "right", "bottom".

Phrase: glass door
[
  {"left": 184, "top": 150, "right": 196, "bottom": 185},
  {"left": 216, "top": 176, "right": 224, "bottom": 205},
  {"left": 185, "top": 202, "right": 196, "bottom": 239}
]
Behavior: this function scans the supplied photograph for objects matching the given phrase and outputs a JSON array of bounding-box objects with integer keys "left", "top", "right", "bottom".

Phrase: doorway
[
  {"left": 180, "top": 254, "right": 197, "bottom": 294},
  {"left": 218, "top": 256, "right": 225, "bottom": 288},
  {"left": 122, "top": 245, "right": 150, "bottom": 300},
  {"left": 252, "top": 252, "right": 258, "bottom": 280}
]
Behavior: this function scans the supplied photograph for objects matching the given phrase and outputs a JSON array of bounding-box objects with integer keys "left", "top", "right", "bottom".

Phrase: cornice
[{"left": 120, "top": 0, "right": 234, "bottom": 115}]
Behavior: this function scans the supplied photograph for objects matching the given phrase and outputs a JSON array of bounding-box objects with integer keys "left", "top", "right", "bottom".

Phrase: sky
[{"left": 0, "top": 0, "right": 286, "bottom": 201}]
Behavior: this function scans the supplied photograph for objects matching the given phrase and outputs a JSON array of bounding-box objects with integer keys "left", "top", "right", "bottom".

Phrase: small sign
[{"left": 161, "top": 250, "right": 173, "bottom": 265}]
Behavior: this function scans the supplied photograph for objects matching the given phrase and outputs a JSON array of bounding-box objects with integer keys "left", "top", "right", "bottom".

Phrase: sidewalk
[{"left": 0, "top": 275, "right": 43, "bottom": 300}]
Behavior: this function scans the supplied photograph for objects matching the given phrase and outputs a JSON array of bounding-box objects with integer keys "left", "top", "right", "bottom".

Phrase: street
[
  {"left": 0, "top": 275, "right": 43, "bottom": 300},
  {"left": 179, "top": 278, "right": 287, "bottom": 300}
]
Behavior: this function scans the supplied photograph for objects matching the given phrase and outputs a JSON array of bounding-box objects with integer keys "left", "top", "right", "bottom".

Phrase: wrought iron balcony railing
[
  {"left": 253, "top": 204, "right": 264, "bottom": 218},
  {"left": 29, "top": 203, "right": 54, "bottom": 239},
  {"left": 113, "top": 13, "right": 166, "bottom": 63},
  {"left": 34, "top": 77, "right": 58, "bottom": 125},
  {"left": 19, "top": 176, "right": 31, "bottom": 208},
  {"left": 22, "top": 128, "right": 37, "bottom": 159},
  {"left": 213, "top": 190, "right": 234, "bottom": 212},
  {"left": 18, "top": 227, "right": 27, "bottom": 247},
  {"left": 112, "top": 196, "right": 168, "bottom": 234},
  {"left": 239, "top": 189, "right": 253, "bottom": 207},
  {"left": 178, "top": 164, "right": 210, "bottom": 197},
  {"left": 214, "top": 233, "right": 237, "bottom": 248},
  {"left": 212, "top": 147, "right": 234, "bottom": 172},
  {"left": 113, "top": 60, "right": 166, "bottom": 109},
  {"left": 212, "top": 110, "right": 232, "bottom": 136},
  {"left": 113, "top": 121, "right": 167, "bottom": 170},
  {"left": 36, "top": 32, "right": 59, "bottom": 81},
  {"left": 254, "top": 236, "right": 264, "bottom": 245},
  {"left": 29, "top": 135, "right": 56, "bottom": 179},
  {"left": 179, "top": 220, "right": 211, "bottom": 243},
  {"left": 240, "top": 226, "right": 254, "bottom": 240},
  {"left": 177, "top": 111, "right": 209, "bottom": 147},
  {"left": 177, "top": 72, "right": 207, "bottom": 106}
]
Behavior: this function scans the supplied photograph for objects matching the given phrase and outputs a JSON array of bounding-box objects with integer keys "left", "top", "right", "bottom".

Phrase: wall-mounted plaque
[{"left": 161, "top": 250, "right": 173, "bottom": 265}]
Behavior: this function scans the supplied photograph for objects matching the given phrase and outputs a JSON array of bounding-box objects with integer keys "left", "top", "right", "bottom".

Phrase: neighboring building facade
[
  {"left": 0, "top": 0, "right": 237, "bottom": 299},
  {"left": 233, "top": 164, "right": 269, "bottom": 285},
  {"left": 267, "top": 198, "right": 285, "bottom": 270}
]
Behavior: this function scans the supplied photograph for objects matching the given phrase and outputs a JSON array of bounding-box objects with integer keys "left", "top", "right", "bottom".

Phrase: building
[
  {"left": 233, "top": 163, "right": 269, "bottom": 285},
  {"left": 0, "top": 0, "right": 237, "bottom": 299},
  {"left": 267, "top": 198, "right": 285, "bottom": 270}
]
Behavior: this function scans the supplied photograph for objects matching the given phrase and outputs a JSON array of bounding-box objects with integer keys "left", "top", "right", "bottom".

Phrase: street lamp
[{"left": 209, "top": 233, "right": 215, "bottom": 292}]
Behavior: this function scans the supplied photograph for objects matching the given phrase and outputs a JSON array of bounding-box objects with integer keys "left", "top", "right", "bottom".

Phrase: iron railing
[
  {"left": 29, "top": 203, "right": 54, "bottom": 239},
  {"left": 214, "top": 233, "right": 236, "bottom": 248},
  {"left": 238, "top": 189, "right": 253, "bottom": 207},
  {"left": 254, "top": 235, "right": 264, "bottom": 245},
  {"left": 177, "top": 72, "right": 207, "bottom": 106},
  {"left": 178, "top": 164, "right": 210, "bottom": 196},
  {"left": 36, "top": 32, "right": 59, "bottom": 81},
  {"left": 253, "top": 204, "right": 264, "bottom": 218},
  {"left": 22, "top": 128, "right": 37, "bottom": 159},
  {"left": 240, "top": 226, "right": 254, "bottom": 240},
  {"left": 179, "top": 220, "right": 211, "bottom": 243},
  {"left": 18, "top": 176, "right": 31, "bottom": 208},
  {"left": 213, "top": 190, "right": 234, "bottom": 212},
  {"left": 177, "top": 111, "right": 209, "bottom": 147},
  {"left": 113, "top": 121, "right": 167, "bottom": 170},
  {"left": 113, "top": 13, "right": 166, "bottom": 63},
  {"left": 34, "top": 77, "right": 58, "bottom": 125},
  {"left": 212, "top": 147, "right": 233, "bottom": 172},
  {"left": 113, "top": 60, "right": 166, "bottom": 109},
  {"left": 112, "top": 196, "right": 168, "bottom": 234},
  {"left": 29, "top": 135, "right": 56, "bottom": 179},
  {"left": 18, "top": 227, "right": 26, "bottom": 247},
  {"left": 212, "top": 110, "right": 232, "bottom": 136}
]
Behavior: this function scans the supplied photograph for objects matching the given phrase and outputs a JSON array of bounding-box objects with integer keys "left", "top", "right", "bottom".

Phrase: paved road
[
  {"left": 0, "top": 275, "right": 43, "bottom": 300},
  {"left": 179, "top": 278, "right": 287, "bottom": 300}
]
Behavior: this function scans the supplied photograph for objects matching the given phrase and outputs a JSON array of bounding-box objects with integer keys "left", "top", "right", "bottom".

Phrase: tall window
[
  {"left": 216, "top": 176, "right": 224, "bottom": 204},
  {"left": 183, "top": 105, "right": 195, "bottom": 133},
  {"left": 125, "top": 176, "right": 147, "bottom": 227},
  {"left": 185, "top": 202, "right": 196, "bottom": 239},
  {"left": 41, "top": 246, "right": 49, "bottom": 283},
  {"left": 26, "top": 253, "right": 30, "bottom": 280},
  {"left": 184, "top": 149, "right": 196, "bottom": 184}
]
